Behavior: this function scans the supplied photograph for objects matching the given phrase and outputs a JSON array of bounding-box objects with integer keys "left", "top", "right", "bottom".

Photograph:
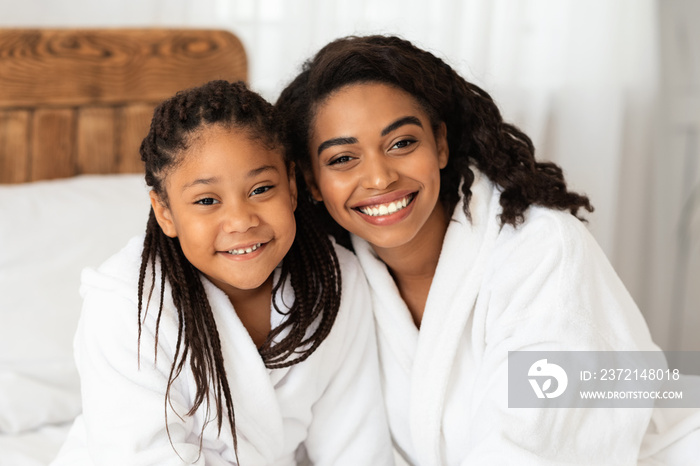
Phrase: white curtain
[{"left": 2, "top": 0, "right": 697, "bottom": 350}]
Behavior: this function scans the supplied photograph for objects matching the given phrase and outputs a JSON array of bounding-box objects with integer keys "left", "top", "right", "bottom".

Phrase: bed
[{"left": 0, "top": 28, "right": 247, "bottom": 465}]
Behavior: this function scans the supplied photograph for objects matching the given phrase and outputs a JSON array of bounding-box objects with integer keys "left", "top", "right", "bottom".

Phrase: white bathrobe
[
  {"left": 351, "top": 169, "right": 699, "bottom": 465},
  {"left": 51, "top": 236, "right": 394, "bottom": 466}
]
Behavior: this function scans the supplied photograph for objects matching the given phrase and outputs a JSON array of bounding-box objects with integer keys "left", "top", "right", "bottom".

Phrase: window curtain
[{"left": 2, "top": 0, "right": 696, "bottom": 350}]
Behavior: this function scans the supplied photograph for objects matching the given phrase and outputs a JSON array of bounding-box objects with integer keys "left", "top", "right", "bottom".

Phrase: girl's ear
[
  {"left": 149, "top": 191, "right": 177, "bottom": 238},
  {"left": 287, "top": 163, "right": 298, "bottom": 211},
  {"left": 436, "top": 122, "right": 449, "bottom": 169}
]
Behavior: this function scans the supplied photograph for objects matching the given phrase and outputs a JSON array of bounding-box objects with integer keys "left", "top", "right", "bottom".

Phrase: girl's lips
[{"left": 218, "top": 241, "right": 268, "bottom": 261}]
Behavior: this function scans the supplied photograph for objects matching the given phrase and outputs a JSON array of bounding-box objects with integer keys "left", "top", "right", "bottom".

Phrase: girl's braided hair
[
  {"left": 276, "top": 35, "right": 593, "bottom": 245},
  {"left": 138, "top": 80, "right": 341, "bottom": 458}
]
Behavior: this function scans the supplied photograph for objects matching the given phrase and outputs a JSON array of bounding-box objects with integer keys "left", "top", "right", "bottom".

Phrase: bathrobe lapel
[
  {"left": 351, "top": 239, "right": 418, "bottom": 376},
  {"left": 354, "top": 170, "right": 502, "bottom": 465},
  {"left": 410, "top": 171, "right": 502, "bottom": 465},
  {"left": 201, "top": 278, "right": 286, "bottom": 464}
]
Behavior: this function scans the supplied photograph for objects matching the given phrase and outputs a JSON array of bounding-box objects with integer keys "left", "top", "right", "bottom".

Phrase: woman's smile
[{"left": 351, "top": 191, "right": 417, "bottom": 225}]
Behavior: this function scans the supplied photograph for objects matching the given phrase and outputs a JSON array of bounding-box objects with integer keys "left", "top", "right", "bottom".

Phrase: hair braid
[{"left": 138, "top": 80, "right": 342, "bottom": 461}]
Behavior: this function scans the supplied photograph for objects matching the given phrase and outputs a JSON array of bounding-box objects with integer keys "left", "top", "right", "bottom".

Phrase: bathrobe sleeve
[
  {"left": 68, "top": 244, "right": 231, "bottom": 466},
  {"left": 461, "top": 208, "right": 658, "bottom": 465},
  {"left": 302, "top": 245, "right": 395, "bottom": 466}
]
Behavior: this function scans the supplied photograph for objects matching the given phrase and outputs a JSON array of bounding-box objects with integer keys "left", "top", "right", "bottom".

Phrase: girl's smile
[{"left": 308, "top": 82, "right": 448, "bottom": 251}]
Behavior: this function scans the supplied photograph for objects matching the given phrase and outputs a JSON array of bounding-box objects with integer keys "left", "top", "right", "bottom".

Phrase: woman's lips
[
  {"left": 354, "top": 193, "right": 415, "bottom": 217},
  {"left": 352, "top": 192, "right": 417, "bottom": 226}
]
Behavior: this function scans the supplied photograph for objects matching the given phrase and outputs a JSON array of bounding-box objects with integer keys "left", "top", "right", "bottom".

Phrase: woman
[{"left": 276, "top": 35, "right": 698, "bottom": 465}]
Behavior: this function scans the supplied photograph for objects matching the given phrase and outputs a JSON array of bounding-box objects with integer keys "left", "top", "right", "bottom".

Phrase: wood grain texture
[
  {"left": 0, "top": 29, "right": 248, "bottom": 107},
  {"left": 30, "top": 108, "right": 75, "bottom": 181},
  {"left": 0, "top": 29, "right": 247, "bottom": 183},
  {"left": 76, "top": 106, "right": 116, "bottom": 174},
  {"left": 117, "top": 103, "right": 154, "bottom": 174},
  {"left": 0, "top": 110, "right": 30, "bottom": 183}
]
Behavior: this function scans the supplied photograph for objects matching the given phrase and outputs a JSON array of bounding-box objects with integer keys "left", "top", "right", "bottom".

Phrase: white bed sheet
[
  {"left": 0, "top": 175, "right": 150, "bottom": 465},
  {"left": 0, "top": 422, "right": 72, "bottom": 466}
]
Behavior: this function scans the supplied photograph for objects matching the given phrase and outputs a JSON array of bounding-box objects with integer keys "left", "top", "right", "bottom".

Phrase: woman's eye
[
  {"left": 328, "top": 155, "right": 354, "bottom": 166},
  {"left": 251, "top": 185, "right": 273, "bottom": 196},
  {"left": 392, "top": 139, "right": 415, "bottom": 150},
  {"left": 195, "top": 197, "right": 218, "bottom": 206}
]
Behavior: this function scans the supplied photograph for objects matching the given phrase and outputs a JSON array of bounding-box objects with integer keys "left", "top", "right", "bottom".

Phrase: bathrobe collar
[
  {"left": 200, "top": 274, "right": 291, "bottom": 463},
  {"left": 352, "top": 167, "right": 503, "bottom": 465}
]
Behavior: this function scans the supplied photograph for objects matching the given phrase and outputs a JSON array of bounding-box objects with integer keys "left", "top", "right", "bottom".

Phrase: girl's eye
[
  {"left": 391, "top": 139, "right": 415, "bottom": 150},
  {"left": 328, "top": 155, "right": 354, "bottom": 166},
  {"left": 195, "top": 197, "right": 219, "bottom": 206},
  {"left": 251, "top": 185, "right": 273, "bottom": 196}
]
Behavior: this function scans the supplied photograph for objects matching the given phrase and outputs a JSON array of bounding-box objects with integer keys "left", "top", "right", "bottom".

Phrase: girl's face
[
  {"left": 151, "top": 125, "right": 297, "bottom": 298},
  {"left": 308, "top": 82, "right": 448, "bottom": 250}
]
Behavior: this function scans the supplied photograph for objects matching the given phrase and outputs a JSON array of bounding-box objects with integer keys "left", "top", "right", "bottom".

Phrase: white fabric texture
[
  {"left": 0, "top": 174, "right": 150, "bottom": 434},
  {"left": 351, "top": 168, "right": 700, "bottom": 465},
  {"left": 50, "top": 235, "right": 393, "bottom": 466}
]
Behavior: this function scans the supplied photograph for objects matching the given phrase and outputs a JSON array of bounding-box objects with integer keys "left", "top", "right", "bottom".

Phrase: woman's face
[{"left": 308, "top": 82, "right": 448, "bottom": 250}]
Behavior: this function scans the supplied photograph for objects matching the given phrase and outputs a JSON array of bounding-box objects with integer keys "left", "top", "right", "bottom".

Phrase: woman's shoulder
[{"left": 494, "top": 204, "right": 596, "bottom": 261}]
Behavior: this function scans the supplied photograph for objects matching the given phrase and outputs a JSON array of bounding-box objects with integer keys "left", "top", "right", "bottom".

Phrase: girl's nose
[
  {"left": 360, "top": 153, "right": 399, "bottom": 190},
  {"left": 222, "top": 201, "right": 260, "bottom": 233}
]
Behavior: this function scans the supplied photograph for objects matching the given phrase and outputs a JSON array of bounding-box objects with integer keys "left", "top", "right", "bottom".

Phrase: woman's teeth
[
  {"left": 227, "top": 243, "right": 262, "bottom": 255},
  {"left": 358, "top": 194, "right": 413, "bottom": 217}
]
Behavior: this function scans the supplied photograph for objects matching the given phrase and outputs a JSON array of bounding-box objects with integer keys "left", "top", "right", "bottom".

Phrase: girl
[
  {"left": 51, "top": 80, "right": 393, "bottom": 465},
  {"left": 276, "top": 35, "right": 699, "bottom": 465}
]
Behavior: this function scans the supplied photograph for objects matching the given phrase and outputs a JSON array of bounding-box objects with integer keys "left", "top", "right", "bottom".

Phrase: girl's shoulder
[
  {"left": 80, "top": 235, "right": 146, "bottom": 303},
  {"left": 329, "top": 236, "right": 366, "bottom": 290},
  {"left": 322, "top": 236, "right": 374, "bottom": 334}
]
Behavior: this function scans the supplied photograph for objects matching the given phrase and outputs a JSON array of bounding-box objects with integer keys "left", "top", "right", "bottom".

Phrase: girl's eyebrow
[
  {"left": 183, "top": 176, "right": 220, "bottom": 191},
  {"left": 316, "top": 116, "right": 423, "bottom": 156},
  {"left": 182, "top": 166, "right": 278, "bottom": 191},
  {"left": 247, "top": 165, "right": 278, "bottom": 178}
]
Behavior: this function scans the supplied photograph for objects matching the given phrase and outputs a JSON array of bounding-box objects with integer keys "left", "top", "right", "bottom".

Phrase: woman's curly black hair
[
  {"left": 276, "top": 35, "right": 593, "bottom": 245},
  {"left": 138, "top": 80, "right": 341, "bottom": 460}
]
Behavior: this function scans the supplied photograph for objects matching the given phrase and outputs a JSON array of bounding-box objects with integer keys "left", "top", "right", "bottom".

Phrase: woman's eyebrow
[
  {"left": 317, "top": 137, "right": 358, "bottom": 156},
  {"left": 381, "top": 116, "right": 423, "bottom": 136},
  {"left": 316, "top": 116, "right": 423, "bottom": 156}
]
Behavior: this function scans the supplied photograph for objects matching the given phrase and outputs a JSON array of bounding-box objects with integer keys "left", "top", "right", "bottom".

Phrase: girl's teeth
[
  {"left": 228, "top": 243, "right": 261, "bottom": 255},
  {"left": 359, "top": 195, "right": 412, "bottom": 217}
]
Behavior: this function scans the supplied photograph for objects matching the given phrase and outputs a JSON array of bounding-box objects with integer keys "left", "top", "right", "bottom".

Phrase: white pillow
[{"left": 0, "top": 174, "right": 150, "bottom": 433}]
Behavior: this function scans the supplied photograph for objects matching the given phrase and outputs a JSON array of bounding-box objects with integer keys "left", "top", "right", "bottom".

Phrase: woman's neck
[{"left": 372, "top": 203, "right": 449, "bottom": 328}]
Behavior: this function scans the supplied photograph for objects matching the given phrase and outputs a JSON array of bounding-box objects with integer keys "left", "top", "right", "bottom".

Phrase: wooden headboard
[{"left": 0, "top": 29, "right": 247, "bottom": 184}]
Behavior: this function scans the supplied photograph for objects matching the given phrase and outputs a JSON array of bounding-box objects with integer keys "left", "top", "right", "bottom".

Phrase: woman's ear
[
  {"left": 149, "top": 191, "right": 177, "bottom": 238},
  {"left": 436, "top": 122, "right": 449, "bottom": 169}
]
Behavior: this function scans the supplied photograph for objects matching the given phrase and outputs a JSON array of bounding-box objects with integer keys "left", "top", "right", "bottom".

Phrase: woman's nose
[
  {"left": 222, "top": 200, "right": 259, "bottom": 233},
  {"left": 360, "top": 153, "right": 399, "bottom": 190}
]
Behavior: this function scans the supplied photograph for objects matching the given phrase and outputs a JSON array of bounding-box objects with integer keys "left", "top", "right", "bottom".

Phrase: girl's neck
[
  {"left": 372, "top": 202, "right": 449, "bottom": 328},
  {"left": 224, "top": 275, "right": 274, "bottom": 348}
]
